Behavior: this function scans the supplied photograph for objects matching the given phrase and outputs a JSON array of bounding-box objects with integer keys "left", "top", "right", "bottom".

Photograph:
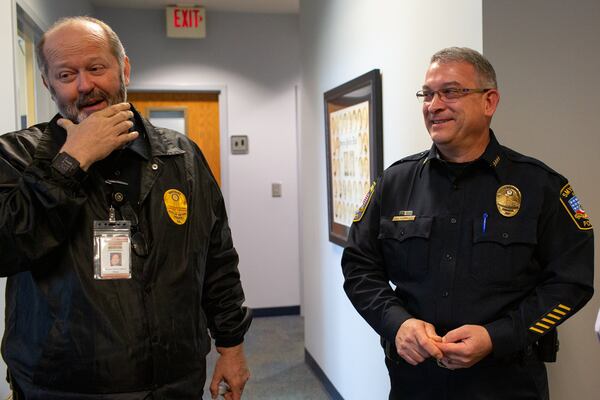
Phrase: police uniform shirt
[{"left": 342, "top": 131, "right": 594, "bottom": 360}]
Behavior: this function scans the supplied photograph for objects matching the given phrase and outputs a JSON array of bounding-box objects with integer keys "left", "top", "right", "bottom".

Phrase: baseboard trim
[
  {"left": 252, "top": 305, "right": 300, "bottom": 317},
  {"left": 305, "top": 348, "right": 344, "bottom": 400}
]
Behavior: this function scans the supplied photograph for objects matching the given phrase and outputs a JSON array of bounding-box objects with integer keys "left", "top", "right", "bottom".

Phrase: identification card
[{"left": 93, "top": 220, "right": 132, "bottom": 280}]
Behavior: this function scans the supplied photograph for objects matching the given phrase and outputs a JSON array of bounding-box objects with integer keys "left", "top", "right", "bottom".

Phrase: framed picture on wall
[{"left": 324, "top": 69, "right": 383, "bottom": 247}]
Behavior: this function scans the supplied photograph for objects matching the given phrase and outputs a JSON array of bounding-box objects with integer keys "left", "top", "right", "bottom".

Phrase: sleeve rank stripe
[{"left": 533, "top": 304, "right": 569, "bottom": 330}]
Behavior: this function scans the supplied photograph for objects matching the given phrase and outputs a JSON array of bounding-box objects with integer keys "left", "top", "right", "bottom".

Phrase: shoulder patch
[
  {"left": 353, "top": 181, "right": 376, "bottom": 223},
  {"left": 559, "top": 183, "right": 592, "bottom": 230}
]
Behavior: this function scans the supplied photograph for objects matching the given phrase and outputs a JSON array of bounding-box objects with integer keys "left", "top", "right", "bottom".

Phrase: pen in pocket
[{"left": 482, "top": 212, "right": 488, "bottom": 233}]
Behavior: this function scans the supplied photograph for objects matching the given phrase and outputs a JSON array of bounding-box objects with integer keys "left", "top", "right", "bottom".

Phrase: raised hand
[{"left": 57, "top": 102, "right": 139, "bottom": 170}]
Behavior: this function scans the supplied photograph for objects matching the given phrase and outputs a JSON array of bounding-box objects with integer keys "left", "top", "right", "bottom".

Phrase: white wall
[
  {"left": 483, "top": 1, "right": 600, "bottom": 399},
  {"left": 16, "top": 0, "right": 94, "bottom": 30},
  {"left": 95, "top": 8, "right": 301, "bottom": 310},
  {"left": 17, "top": 0, "right": 77, "bottom": 124},
  {"left": 299, "top": 0, "right": 482, "bottom": 398}
]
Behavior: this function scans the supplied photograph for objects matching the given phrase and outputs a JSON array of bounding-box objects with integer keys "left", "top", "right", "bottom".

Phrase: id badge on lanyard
[{"left": 93, "top": 205, "right": 132, "bottom": 280}]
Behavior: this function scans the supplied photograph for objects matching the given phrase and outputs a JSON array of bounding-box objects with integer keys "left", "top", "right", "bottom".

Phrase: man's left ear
[
  {"left": 484, "top": 89, "right": 500, "bottom": 117},
  {"left": 123, "top": 56, "right": 131, "bottom": 86},
  {"left": 41, "top": 75, "right": 56, "bottom": 101},
  {"left": 41, "top": 74, "right": 48, "bottom": 90}
]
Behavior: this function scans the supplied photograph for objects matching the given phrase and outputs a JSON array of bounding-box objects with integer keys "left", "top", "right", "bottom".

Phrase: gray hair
[
  {"left": 431, "top": 47, "right": 497, "bottom": 88},
  {"left": 36, "top": 16, "right": 126, "bottom": 77}
]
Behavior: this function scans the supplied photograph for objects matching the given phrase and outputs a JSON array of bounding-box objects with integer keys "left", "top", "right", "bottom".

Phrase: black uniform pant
[{"left": 386, "top": 353, "right": 549, "bottom": 400}]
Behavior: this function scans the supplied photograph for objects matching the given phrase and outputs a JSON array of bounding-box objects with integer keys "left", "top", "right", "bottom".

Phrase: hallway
[{"left": 204, "top": 316, "right": 331, "bottom": 399}]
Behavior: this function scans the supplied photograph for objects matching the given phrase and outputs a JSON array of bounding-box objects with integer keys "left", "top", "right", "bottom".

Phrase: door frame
[{"left": 128, "top": 84, "right": 231, "bottom": 210}]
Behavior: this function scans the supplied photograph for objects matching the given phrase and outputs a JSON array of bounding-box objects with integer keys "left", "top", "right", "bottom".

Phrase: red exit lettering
[{"left": 173, "top": 8, "right": 202, "bottom": 28}]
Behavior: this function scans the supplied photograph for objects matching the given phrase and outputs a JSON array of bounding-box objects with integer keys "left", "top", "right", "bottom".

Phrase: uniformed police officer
[{"left": 341, "top": 47, "right": 594, "bottom": 399}]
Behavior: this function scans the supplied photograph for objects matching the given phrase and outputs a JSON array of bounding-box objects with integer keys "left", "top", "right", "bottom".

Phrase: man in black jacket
[
  {"left": 0, "top": 16, "right": 251, "bottom": 399},
  {"left": 342, "top": 47, "right": 594, "bottom": 399}
]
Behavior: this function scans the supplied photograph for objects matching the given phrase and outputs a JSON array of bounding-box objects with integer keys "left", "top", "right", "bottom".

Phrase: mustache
[{"left": 76, "top": 89, "right": 109, "bottom": 108}]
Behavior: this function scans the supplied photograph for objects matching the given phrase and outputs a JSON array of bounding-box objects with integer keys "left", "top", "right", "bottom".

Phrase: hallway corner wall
[{"left": 483, "top": 1, "right": 600, "bottom": 399}]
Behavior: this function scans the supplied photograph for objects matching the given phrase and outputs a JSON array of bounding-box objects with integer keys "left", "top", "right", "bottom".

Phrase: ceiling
[{"left": 90, "top": 0, "right": 299, "bottom": 14}]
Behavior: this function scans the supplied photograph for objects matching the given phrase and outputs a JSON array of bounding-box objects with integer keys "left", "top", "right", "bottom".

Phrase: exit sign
[{"left": 166, "top": 6, "right": 206, "bottom": 39}]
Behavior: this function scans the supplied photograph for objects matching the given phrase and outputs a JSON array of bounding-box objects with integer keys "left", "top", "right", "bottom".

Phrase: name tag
[{"left": 392, "top": 215, "right": 416, "bottom": 222}]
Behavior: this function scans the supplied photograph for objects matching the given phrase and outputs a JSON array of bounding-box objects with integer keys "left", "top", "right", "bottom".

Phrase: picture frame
[{"left": 324, "top": 69, "right": 383, "bottom": 247}]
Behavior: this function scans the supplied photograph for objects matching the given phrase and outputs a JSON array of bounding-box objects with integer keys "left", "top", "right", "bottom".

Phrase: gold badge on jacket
[
  {"left": 496, "top": 185, "right": 521, "bottom": 217},
  {"left": 163, "top": 189, "right": 188, "bottom": 225}
]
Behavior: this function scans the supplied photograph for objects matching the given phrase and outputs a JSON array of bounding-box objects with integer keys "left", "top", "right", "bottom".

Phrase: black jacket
[
  {"left": 0, "top": 111, "right": 250, "bottom": 397},
  {"left": 342, "top": 132, "right": 593, "bottom": 398}
]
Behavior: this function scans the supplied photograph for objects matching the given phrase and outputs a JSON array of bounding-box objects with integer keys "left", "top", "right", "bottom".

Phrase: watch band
[{"left": 51, "top": 152, "right": 86, "bottom": 181}]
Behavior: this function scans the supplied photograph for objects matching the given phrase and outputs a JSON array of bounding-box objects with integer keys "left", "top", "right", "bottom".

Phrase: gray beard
[{"left": 50, "top": 74, "right": 128, "bottom": 123}]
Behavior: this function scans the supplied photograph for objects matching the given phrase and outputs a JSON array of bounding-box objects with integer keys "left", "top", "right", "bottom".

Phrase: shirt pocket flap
[
  {"left": 378, "top": 216, "right": 433, "bottom": 242},
  {"left": 473, "top": 216, "right": 537, "bottom": 246}
]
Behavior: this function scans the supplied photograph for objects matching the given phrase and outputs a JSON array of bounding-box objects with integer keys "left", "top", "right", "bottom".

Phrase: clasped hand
[{"left": 395, "top": 318, "right": 492, "bottom": 370}]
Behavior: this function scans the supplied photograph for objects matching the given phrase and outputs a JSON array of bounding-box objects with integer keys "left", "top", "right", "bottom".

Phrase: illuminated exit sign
[{"left": 166, "top": 6, "right": 206, "bottom": 39}]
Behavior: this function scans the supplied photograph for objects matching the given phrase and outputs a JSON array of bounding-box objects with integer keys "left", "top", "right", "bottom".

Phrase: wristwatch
[{"left": 51, "top": 152, "right": 86, "bottom": 180}]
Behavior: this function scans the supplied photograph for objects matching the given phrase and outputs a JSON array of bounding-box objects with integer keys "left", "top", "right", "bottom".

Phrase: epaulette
[
  {"left": 502, "top": 145, "right": 562, "bottom": 178},
  {"left": 388, "top": 150, "right": 429, "bottom": 169}
]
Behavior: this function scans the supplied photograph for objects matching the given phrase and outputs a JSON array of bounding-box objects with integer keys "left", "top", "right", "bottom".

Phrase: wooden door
[{"left": 128, "top": 92, "right": 221, "bottom": 185}]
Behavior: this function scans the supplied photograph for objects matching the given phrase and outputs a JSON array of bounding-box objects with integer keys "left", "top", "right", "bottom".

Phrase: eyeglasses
[{"left": 416, "top": 87, "right": 491, "bottom": 103}]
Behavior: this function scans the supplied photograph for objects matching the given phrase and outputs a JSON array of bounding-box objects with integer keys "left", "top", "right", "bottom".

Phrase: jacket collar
[
  {"left": 139, "top": 114, "right": 186, "bottom": 158},
  {"left": 33, "top": 114, "right": 67, "bottom": 161},
  {"left": 125, "top": 107, "right": 151, "bottom": 160}
]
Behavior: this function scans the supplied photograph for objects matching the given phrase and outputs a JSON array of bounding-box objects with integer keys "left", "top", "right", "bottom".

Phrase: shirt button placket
[{"left": 436, "top": 177, "right": 463, "bottom": 327}]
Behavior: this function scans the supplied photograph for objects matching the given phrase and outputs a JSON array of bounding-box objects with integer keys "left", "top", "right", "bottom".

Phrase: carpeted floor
[{"left": 203, "top": 315, "right": 331, "bottom": 399}]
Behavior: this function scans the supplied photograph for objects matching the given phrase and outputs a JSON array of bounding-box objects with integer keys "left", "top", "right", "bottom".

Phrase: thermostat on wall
[{"left": 231, "top": 135, "right": 249, "bottom": 154}]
